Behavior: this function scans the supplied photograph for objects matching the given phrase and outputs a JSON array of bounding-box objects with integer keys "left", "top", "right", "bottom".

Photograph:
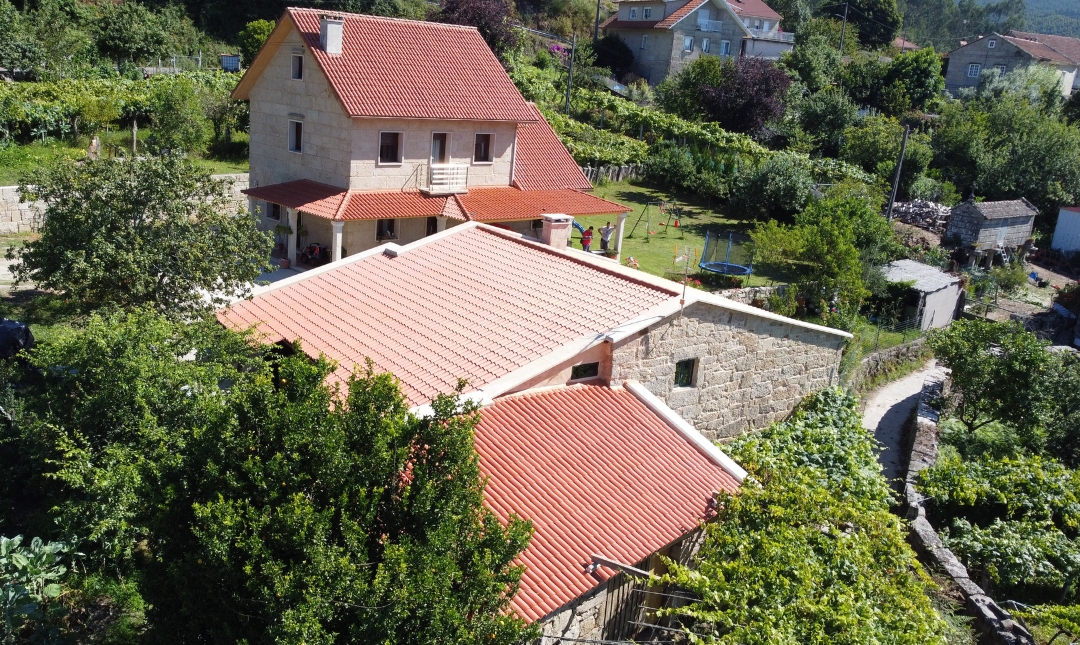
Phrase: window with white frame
[
  {"left": 720, "top": 39, "right": 731, "bottom": 55},
  {"left": 629, "top": 7, "right": 637, "bottom": 18},
  {"left": 288, "top": 120, "right": 303, "bottom": 153},
  {"left": 642, "top": 7, "right": 651, "bottom": 18},
  {"left": 753, "top": 19, "right": 761, "bottom": 28},
  {"left": 683, "top": 36, "right": 693, "bottom": 51},
  {"left": 379, "top": 131, "right": 402, "bottom": 164},
  {"left": 967, "top": 63, "right": 982, "bottom": 78},
  {"left": 763, "top": 20, "right": 770, "bottom": 30},
  {"left": 640, "top": 34, "right": 649, "bottom": 49},
  {"left": 291, "top": 54, "right": 303, "bottom": 80},
  {"left": 702, "top": 38, "right": 710, "bottom": 53},
  {"left": 473, "top": 133, "right": 493, "bottom": 163},
  {"left": 995, "top": 64, "right": 1007, "bottom": 75},
  {"left": 988, "top": 38, "right": 996, "bottom": 48}
]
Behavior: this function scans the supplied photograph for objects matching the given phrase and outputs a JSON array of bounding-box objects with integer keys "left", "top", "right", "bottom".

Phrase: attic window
[
  {"left": 291, "top": 54, "right": 303, "bottom": 80},
  {"left": 474, "top": 133, "right": 493, "bottom": 163},
  {"left": 988, "top": 38, "right": 996, "bottom": 48},
  {"left": 570, "top": 362, "right": 600, "bottom": 381},
  {"left": 629, "top": 7, "right": 638, "bottom": 18},
  {"left": 379, "top": 132, "right": 403, "bottom": 164},
  {"left": 642, "top": 7, "right": 652, "bottom": 18},
  {"left": 674, "top": 358, "right": 697, "bottom": 388}
]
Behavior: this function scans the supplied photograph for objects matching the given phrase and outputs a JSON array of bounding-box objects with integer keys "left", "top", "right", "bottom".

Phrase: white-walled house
[{"left": 233, "top": 9, "right": 629, "bottom": 265}]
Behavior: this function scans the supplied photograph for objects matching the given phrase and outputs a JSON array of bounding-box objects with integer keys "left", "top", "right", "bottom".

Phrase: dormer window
[
  {"left": 988, "top": 38, "right": 996, "bottom": 48},
  {"left": 379, "top": 132, "right": 403, "bottom": 164},
  {"left": 629, "top": 7, "right": 638, "bottom": 18},
  {"left": 473, "top": 133, "right": 493, "bottom": 163},
  {"left": 642, "top": 7, "right": 651, "bottom": 19},
  {"left": 291, "top": 54, "right": 304, "bottom": 80}
]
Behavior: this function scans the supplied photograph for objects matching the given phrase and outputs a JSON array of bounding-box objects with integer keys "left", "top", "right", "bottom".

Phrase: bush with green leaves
[
  {"left": 728, "top": 151, "right": 815, "bottom": 221},
  {"left": 1, "top": 536, "right": 72, "bottom": 645}
]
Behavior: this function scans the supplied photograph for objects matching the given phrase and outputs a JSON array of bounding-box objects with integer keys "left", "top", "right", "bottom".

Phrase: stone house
[
  {"left": 945, "top": 198, "right": 1037, "bottom": 266},
  {"left": 944, "top": 32, "right": 1079, "bottom": 97},
  {"left": 218, "top": 217, "right": 849, "bottom": 639},
  {"left": 882, "top": 259, "right": 963, "bottom": 331},
  {"left": 231, "top": 8, "right": 629, "bottom": 266},
  {"left": 599, "top": 0, "right": 793, "bottom": 85}
]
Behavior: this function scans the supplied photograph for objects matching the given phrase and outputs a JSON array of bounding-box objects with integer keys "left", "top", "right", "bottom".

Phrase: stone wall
[
  {"left": 715, "top": 284, "right": 784, "bottom": 306},
  {"left": 610, "top": 300, "right": 845, "bottom": 440},
  {"left": 0, "top": 173, "right": 250, "bottom": 234},
  {"left": 844, "top": 337, "right": 930, "bottom": 393}
]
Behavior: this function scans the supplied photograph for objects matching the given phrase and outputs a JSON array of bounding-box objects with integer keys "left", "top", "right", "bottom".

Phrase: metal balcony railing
[
  {"left": 425, "top": 163, "right": 468, "bottom": 194},
  {"left": 746, "top": 28, "right": 795, "bottom": 42},
  {"left": 696, "top": 19, "right": 724, "bottom": 32}
]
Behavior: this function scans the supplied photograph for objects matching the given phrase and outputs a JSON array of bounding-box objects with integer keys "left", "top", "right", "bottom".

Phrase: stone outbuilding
[
  {"left": 881, "top": 259, "right": 963, "bottom": 331},
  {"left": 944, "top": 198, "right": 1037, "bottom": 266},
  {"left": 943, "top": 31, "right": 1079, "bottom": 97}
]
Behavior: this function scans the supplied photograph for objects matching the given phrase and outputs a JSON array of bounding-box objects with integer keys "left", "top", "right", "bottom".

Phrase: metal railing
[
  {"left": 746, "top": 28, "right": 795, "bottom": 42},
  {"left": 425, "top": 163, "right": 468, "bottom": 194},
  {"left": 696, "top": 19, "right": 725, "bottom": 32}
]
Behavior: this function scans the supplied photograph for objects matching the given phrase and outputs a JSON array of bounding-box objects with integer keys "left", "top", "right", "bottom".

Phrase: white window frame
[
  {"left": 720, "top": 39, "right": 731, "bottom": 56},
  {"left": 994, "top": 64, "right": 1007, "bottom": 75},
  {"left": 629, "top": 7, "right": 638, "bottom": 18},
  {"left": 642, "top": 6, "right": 651, "bottom": 18},
  {"left": 701, "top": 38, "right": 710, "bottom": 53},
  {"left": 753, "top": 19, "right": 761, "bottom": 28},
  {"left": 988, "top": 38, "right": 996, "bottom": 48},
  {"left": 291, "top": 54, "right": 304, "bottom": 80},
  {"left": 288, "top": 120, "right": 303, "bottom": 154},
  {"left": 378, "top": 131, "right": 403, "bottom": 165},
  {"left": 641, "top": 34, "right": 649, "bottom": 49},
  {"left": 472, "top": 132, "right": 494, "bottom": 164},
  {"left": 967, "top": 63, "right": 982, "bottom": 78},
  {"left": 683, "top": 36, "right": 693, "bottom": 52}
]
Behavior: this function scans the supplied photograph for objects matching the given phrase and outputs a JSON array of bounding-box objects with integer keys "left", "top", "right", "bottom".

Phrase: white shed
[
  {"left": 882, "top": 260, "right": 963, "bottom": 331},
  {"left": 1052, "top": 206, "right": 1080, "bottom": 253}
]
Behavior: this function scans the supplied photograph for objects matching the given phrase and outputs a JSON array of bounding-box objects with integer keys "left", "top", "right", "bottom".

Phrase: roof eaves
[
  {"left": 232, "top": 12, "right": 296, "bottom": 100},
  {"left": 286, "top": 8, "right": 354, "bottom": 117},
  {"left": 716, "top": 0, "right": 754, "bottom": 37},
  {"left": 657, "top": 0, "right": 710, "bottom": 29}
]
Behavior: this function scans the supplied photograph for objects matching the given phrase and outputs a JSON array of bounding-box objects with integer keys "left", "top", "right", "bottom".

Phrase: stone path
[{"left": 861, "top": 360, "right": 937, "bottom": 493}]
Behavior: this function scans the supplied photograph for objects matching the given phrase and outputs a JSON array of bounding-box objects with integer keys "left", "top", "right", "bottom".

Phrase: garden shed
[
  {"left": 881, "top": 259, "right": 963, "bottom": 331},
  {"left": 945, "top": 198, "right": 1037, "bottom": 266}
]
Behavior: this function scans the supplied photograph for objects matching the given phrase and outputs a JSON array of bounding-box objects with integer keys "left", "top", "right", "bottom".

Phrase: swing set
[{"left": 626, "top": 200, "right": 684, "bottom": 242}]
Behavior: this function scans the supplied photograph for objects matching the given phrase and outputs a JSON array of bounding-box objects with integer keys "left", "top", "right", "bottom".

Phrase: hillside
[{"left": 1025, "top": 0, "right": 1080, "bottom": 37}]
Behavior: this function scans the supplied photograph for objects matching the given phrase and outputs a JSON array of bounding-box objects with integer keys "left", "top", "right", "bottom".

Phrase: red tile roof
[
  {"left": 656, "top": 0, "right": 710, "bottom": 28},
  {"left": 724, "top": 0, "right": 782, "bottom": 21},
  {"left": 340, "top": 191, "right": 450, "bottom": 221},
  {"left": 244, "top": 180, "right": 348, "bottom": 219},
  {"left": 1006, "top": 31, "right": 1080, "bottom": 64},
  {"left": 599, "top": 16, "right": 661, "bottom": 29},
  {"left": 1002, "top": 34, "right": 1075, "bottom": 65},
  {"left": 893, "top": 36, "right": 921, "bottom": 51},
  {"left": 514, "top": 105, "right": 593, "bottom": 191},
  {"left": 219, "top": 227, "right": 675, "bottom": 406},
  {"left": 238, "top": 9, "right": 537, "bottom": 122},
  {"left": 476, "top": 384, "right": 740, "bottom": 622},
  {"left": 457, "top": 187, "right": 627, "bottom": 221}
]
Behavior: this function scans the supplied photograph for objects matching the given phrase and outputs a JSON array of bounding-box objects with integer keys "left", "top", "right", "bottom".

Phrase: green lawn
[{"left": 0, "top": 143, "right": 85, "bottom": 186}]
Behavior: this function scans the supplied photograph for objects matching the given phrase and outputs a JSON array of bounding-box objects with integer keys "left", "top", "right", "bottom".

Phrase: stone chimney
[
  {"left": 320, "top": 16, "right": 344, "bottom": 55},
  {"left": 540, "top": 214, "right": 572, "bottom": 250}
]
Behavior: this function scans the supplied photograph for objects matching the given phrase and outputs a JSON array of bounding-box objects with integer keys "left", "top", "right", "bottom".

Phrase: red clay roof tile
[
  {"left": 1001, "top": 34, "right": 1075, "bottom": 64},
  {"left": 513, "top": 105, "right": 593, "bottom": 191},
  {"left": 1007, "top": 31, "right": 1080, "bottom": 64},
  {"left": 656, "top": 0, "right": 710, "bottom": 28},
  {"left": 219, "top": 227, "right": 674, "bottom": 406},
  {"left": 244, "top": 180, "right": 348, "bottom": 219},
  {"left": 724, "top": 0, "right": 782, "bottom": 21},
  {"left": 475, "top": 385, "right": 740, "bottom": 622},
  {"left": 457, "top": 187, "right": 628, "bottom": 221}
]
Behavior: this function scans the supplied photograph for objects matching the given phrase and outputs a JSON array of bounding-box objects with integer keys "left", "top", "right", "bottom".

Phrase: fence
[
  {"left": 841, "top": 315, "right": 927, "bottom": 384},
  {"left": 142, "top": 53, "right": 206, "bottom": 75},
  {"left": 579, "top": 163, "right": 641, "bottom": 184}
]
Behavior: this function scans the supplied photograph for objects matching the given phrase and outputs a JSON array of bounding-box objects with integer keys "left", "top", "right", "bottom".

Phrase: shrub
[{"left": 728, "top": 151, "right": 814, "bottom": 221}]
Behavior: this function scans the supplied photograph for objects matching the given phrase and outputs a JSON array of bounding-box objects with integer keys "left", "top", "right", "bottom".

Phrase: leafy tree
[
  {"left": 1064, "top": 89, "right": 1080, "bottom": 126},
  {"left": 0, "top": 0, "right": 43, "bottom": 77},
  {"left": 1044, "top": 352, "right": 1080, "bottom": 468},
  {"left": 963, "top": 64, "right": 1065, "bottom": 110},
  {"left": 793, "top": 197, "right": 872, "bottom": 310},
  {"left": 928, "top": 319, "right": 1055, "bottom": 436},
  {"left": 884, "top": 48, "right": 944, "bottom": 112},
  {"left": 817, "top": 0, "right": 900, "bottom": 48},
  {"left": 237, "top": 18, "right": 274, "bottom": 66},
  {"left": 797, "top": 16, "right": 860, "bottom": 56},
  {"left": 661, "top": 389, "right": 950, "bottom": 644},
  {"left": 702, "top": 56, "right": 791, "bottom": 136},
  {"left": 797, "top": 88, "right": 858, "bottom": 157},
  {"left": 728, "top": 151, "right": 814, "bottom": 220},
  {"left": 841, "top": 53, "right": 888, "bottom": 108},
  {"left": 149, "top": 75, "right": 210, "bottom": 153},
  {"left": 656, "top": 55, "right": 725, "bottom": 121},
  {"left": 433, "top": 0, "right": 517, "bottom": 56},
  {"left": 764, "top": 0, "right": 810, "bottom": 31},
  {"left": 840, "top": 114, "right": 932, "bottom": 198},
  {"left": 591, "top": 33, "right": 633, "bottom": 79},
  {"left": 96, "top": 1, "right": 169, "bottom": 64},
  {"left": 9, "top": 156, "right": 273, "bottom": 315},
  {"left": 781, "top": 33, "right": 841, "bottom": 93}
]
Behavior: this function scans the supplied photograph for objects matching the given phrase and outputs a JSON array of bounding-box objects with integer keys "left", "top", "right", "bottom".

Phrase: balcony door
[{"left": 431, "top": 133, "right": 449, "bottom": 164}]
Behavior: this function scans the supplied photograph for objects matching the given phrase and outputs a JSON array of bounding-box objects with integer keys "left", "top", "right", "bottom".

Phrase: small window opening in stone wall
[
  {"left": 674, "top": 358, "right": 696, "bottom": 388},
  {"left": 571, "top": 362, "right": 600, "bottom": 381}
]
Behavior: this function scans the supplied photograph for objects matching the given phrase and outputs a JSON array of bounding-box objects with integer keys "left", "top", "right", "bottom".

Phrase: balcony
[
  {"left": 696, "top": 19, "right": 724, "bottom": 32},
  {"left": 423, "top": 163, "right": 469, "bottom": 195},
  {"left": 746, "top": 28, "right": 795, "bottom": 43}
]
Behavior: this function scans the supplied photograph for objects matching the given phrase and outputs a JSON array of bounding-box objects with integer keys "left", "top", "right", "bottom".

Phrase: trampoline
[{"left": 699, "top": 231, "right": 753, "bottom": 276}]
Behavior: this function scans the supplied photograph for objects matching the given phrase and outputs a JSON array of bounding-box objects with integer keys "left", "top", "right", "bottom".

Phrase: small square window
[
  {"left": 674, "top": 358, "right": 696, "bottom": 388},
  {"left": 570, "top": 362, "right": 600, "bottom": 381},
  {"left": 967, "top": 63, "right": 981, "bottom": 78},
  {"left": 988, "top": 38, "right": 996, "bottom": 48},
  {"left": 701, "top": 38, "right": 710, "bottom": 53},
  {"left": 994, "top": 64, "right": 1007, "bottom": 75},
  {"left": 642, "top": 7, "right": 651, "bottom": 18},
  {"left": 268, "top": 202, "right": 281, "bottom": 220},
  {"left": 379, "top": 132, "right": 402, "bottom": 164},
  {"left": 474, "top": 133, "right": 493, "bottom": 163},
  {"left": 288, "top": 120, "right": 303, "bottom": 153},
  {"left": 376, "top": 219, "right": 396, "bottom": 241},
  {"left": 629, "top": 8, "right": 638, "bottom": 18},
  {"left": 641, "top": 35, "right": 649, "bottom": 49},
  {"left": 291, "top": 54, "right": 303, "bottom": 80},
  {"left": 683, "top": 36, "right": 693, "bottom": 52}
]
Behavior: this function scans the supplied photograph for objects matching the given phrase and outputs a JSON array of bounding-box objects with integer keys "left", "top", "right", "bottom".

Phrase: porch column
[
  {"left": 332, "top": 220, "right": 344, "bottom": 262},
  {"left": 287, "top": 208, "right": 298, "bottom": 265},
  {"left": 614, "top": 211, "right": 628, "bottom": 262},
  {"left": 436, "top": 216, "right": 448, "bottom": 232}
]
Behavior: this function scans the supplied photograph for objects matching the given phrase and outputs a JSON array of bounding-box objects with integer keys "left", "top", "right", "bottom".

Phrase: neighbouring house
[
  {"left": 945, "top": 198, "right": 1038, "bottom": 267},
  {"left": 218, "top": 219, "right": 848, "bottom": 638},
  {"left": 881, "top": 259, "right": 963, "bottom": 331},
  {"left": 599, "top": 0, "right": 793, "bottom": 85},
  {"left": 231, "top": 9, "right": 629, "bottom": 267},
  {"left": 893, "top": 36, "right": 920, "bottom": 52},
  {"left": 1052, "top": 206, "right": 1080, "bottom": 253},
  {"left": 944, "top": 31, "right": 1080, "bottom": 96}
]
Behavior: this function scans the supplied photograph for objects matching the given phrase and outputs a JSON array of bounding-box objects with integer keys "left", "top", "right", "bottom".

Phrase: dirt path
[{"left": 862, "top": 360, "right": 937, "bottom": 493}]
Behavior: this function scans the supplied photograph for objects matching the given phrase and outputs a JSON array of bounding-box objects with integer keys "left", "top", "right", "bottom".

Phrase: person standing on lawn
[
  {"left": 599, "top": 222, "right": 614, "bottom": 253},
  {"left": 582, "top": 226, "right": 594, "bottom": 252}
]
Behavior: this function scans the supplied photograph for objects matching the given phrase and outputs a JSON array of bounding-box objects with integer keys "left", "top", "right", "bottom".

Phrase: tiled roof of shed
[
  {"left": 963, "top": 198, "right": 1040, "bottom": 220},
  {"left": 475, "top": 384, "right": 740, "bottom": 622},
  {"left": 457, "top": 188, "right": 627, "bottom": 221},
  {"left": 256, "top": 9, "right": 537, "bottom": 122},
  {"left": 218, "top": 226, "right": 675, "bottom": 406},
  {"left": 514, "top": 104, "right": 593, "bottom": 191},
  {"left": 244, "top": 180, "right": 349, "bottom": 219}
]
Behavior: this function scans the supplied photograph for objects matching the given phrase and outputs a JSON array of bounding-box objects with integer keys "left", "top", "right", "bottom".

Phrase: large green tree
[
  {"left": 237, "top": 18, "right": 274, "bottom": 66},
  {"left": 96, "top": 1, "right": 169, "bottom": 64},
  {"left": 656, "top": 56, "right": 725, "bottom": 121},
  {"left": 10, "top": 156, "right": 273, "bottom": 315},
  {"left": 817, "top": 0, "right": 900, "bottom": 48},
  {"left": 840, "top": 114, "right": 933, "bottom": 198}
]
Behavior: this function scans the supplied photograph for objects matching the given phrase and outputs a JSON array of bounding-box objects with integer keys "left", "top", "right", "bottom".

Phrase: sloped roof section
[
  {"left": 340, "top": 191, "right": 452, "bottom": 221},
  {"left": 475, "top": 384, "right": 740, "bottom": 622},
  {"left": 1007, "top": 31, "right": 1080, "bottom": 64},
  {"left": 965, "top": 198, "right": 1039, "bottom": 220},
  {"left": 513, "top": 104, "right": 593, "bottom": 191},
  {"left": 656, "top": 0, "right": 709, "bottom": 28},
  {"left": 1001, "top": 34, "right": 1074, "bottom": 65},
  {"left": 724, "top": 0, "right": 782, "bottom": 21},
  {"left": 282, "top": 9, "right": 537, "bottom": 122},
  {"left": 457, "top": 187, "right": 627, "bottom": 221},
  {"left": 882, "top": 259, "right": 960, "bottom": 294},
  {"left": 219, "top": 226, "right": 675, "bottom": 406},
  {"left": 244, "top": 180, "right": 348, "bottom": 219}
]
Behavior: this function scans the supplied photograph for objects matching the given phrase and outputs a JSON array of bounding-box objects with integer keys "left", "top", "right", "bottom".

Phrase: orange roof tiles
[
  {"left": 1002, "top": 34, "right": 1074, "bottom": 65},
  {"left": 724, "top": 0, "right": 782, "bottom": 21},
  {"left": 244, "top": 180, "right": 348, "bottom": 219},
  {"left": 656, "top": 0, "right": 710, "bottom": 28},
  {"left": 340, "top": 191, "right": 451, "bottom": 221},
  {"left": 281, "top": 9, "right": 537, "bottom": 122},
  {"left": 1008, "top": 31, "right": 1080, "bottom": 64},
  {"left": 457, "top": 187, "right": 628, "bottom": 221},
  {"left": 475, "top": 385, "right": 740, "bottom": 622},
  {"left": 513, "top": 105, "right": 593, "bottom": 191},
  {"left": 219, "top": 227, "right": 674, "bottom": 406}
]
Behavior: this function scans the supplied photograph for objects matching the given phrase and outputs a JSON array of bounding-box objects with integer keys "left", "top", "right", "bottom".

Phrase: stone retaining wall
[
  {"left": 0, "top": 172, "right": 250, "bottom": 234},
  {"left": 716, "top": 285, "right": 784, "bottom": 306},
  {"left": 845, "top": 337, "right": 930, "bottom": 392},
  {"left": 902, "top": 369, "right": 1036, "bottom": 645}
]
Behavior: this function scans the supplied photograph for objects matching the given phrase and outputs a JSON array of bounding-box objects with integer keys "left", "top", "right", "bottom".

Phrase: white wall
[{"left": 1052, "top": 208, "right": 1080, "bottom": 252}]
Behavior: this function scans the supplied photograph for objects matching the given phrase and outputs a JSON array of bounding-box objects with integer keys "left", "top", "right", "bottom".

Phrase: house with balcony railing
[
  {"left": 233, "top": 8, "right": 629, "bottom": 266},
  {"left": 599, "top": 0, "right": 792, "bottom": 84}
]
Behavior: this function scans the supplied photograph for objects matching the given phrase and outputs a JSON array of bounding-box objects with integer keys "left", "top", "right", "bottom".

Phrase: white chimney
[
  {"left": 320, "top": 16, "right": 344, "bottom": 55},
  {"left": 540, "top": 214, "right": 573, "bottom": 251}
]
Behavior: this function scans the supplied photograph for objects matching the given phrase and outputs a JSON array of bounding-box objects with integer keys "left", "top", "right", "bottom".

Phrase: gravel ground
[{"left": 861, "top": 360, "right": 937, "bottom": 493}]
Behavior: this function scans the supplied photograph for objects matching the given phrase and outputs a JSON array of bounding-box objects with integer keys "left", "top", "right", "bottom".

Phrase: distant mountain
[{"left": 1024, "top": 0, "right": 1080, "bottom": 37}]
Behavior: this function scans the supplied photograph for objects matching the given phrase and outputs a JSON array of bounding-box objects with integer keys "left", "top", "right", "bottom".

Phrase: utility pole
[
  {"left": 565, "top": 34, "right": 577, "bottom": 115},
  {"left": 886, "top": 125, "right": 910, "bottom": 221},
  {"left": 838, "top": 2, "right": 849, "bottom": 53},
  {"left": 594, "top": 0, "right": 603, "bottom": 42}
]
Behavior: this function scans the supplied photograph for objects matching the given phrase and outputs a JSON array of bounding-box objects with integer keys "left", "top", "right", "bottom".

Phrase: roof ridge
[{"left": 287, "top": 7, "right": 481, "bottom": 32}]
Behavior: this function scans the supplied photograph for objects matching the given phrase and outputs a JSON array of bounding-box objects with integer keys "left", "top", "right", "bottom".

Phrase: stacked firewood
[{"left": 892, "top": 201, "right": 951, "bottom": 234}]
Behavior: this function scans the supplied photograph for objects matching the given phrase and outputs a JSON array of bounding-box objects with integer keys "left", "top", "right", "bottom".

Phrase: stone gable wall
[{"left": 610, "top": 300, "right": 845, "bottom": 439}]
